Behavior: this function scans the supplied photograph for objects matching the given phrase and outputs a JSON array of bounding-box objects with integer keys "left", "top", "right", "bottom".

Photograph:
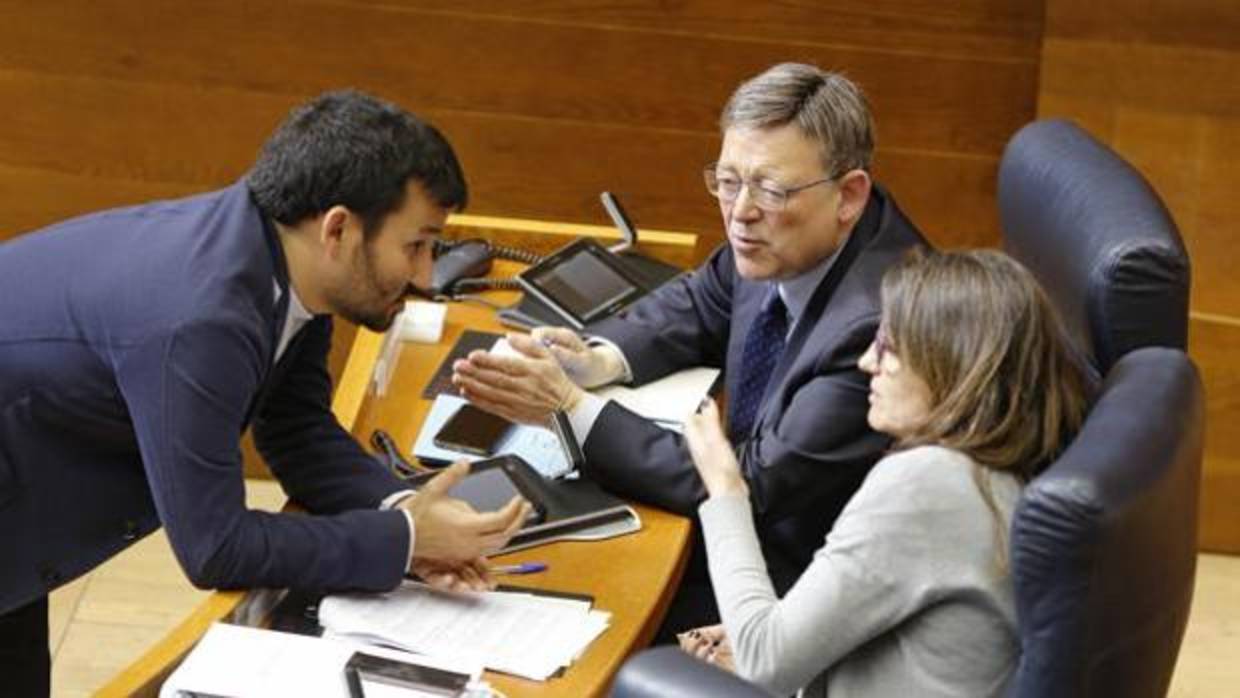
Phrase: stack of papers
[
  {"left": 319, "top": 582, "right": 610, "bottom": 681},
  {"left": 160, "top": 622, "right": 484, "bottom": 698}
]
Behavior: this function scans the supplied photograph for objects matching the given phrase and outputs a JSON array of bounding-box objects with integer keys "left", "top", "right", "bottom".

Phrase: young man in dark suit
[
  {"left": 453, "top": 64, "right": 929, "bottom": 632},
  {"left": 0, "top": 90, "right": 530, "bottom": 696}
]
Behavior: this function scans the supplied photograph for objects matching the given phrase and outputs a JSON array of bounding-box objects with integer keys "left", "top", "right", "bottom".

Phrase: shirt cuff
[
  {"left": 585, "top": 335, "right": 634, "bottom": 384},
  {"left": 567, "top": 391, "right": 609, "bottom": 447},
  {"left": 379, "top": 489, "right": 418, "bottom": 574}
]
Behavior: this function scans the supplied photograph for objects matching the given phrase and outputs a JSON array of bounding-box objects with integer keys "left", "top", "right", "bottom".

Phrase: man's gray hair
[{"left": 721, "top": 63, "right": 875, "bottom": 175}]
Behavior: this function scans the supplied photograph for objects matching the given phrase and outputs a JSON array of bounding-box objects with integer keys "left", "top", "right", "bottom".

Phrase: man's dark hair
[{"left": 246, "top": 89, "right": 467, "bottom": 237}]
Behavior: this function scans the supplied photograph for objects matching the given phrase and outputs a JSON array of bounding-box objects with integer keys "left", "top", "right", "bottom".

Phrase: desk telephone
[
  {"left": 430, "top": 192, "right": 684, "bottom": 326},
  {"left": 430, "top": 237, "right": 541, "bottom": 297}
]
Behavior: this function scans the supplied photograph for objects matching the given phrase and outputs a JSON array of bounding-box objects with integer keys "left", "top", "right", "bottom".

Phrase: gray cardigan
[{"left": 700, "top": 445, "right": 1021, "bottom": 697}]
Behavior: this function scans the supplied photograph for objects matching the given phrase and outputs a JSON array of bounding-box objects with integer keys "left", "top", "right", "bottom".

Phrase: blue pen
[{"left": 491, "top": 562, "right": 548, "bottom": 575}]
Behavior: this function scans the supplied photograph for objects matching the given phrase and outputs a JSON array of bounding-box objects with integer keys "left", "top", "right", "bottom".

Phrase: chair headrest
[{"left": 998, "top": 119, "right": 1190, "bottom": 373}]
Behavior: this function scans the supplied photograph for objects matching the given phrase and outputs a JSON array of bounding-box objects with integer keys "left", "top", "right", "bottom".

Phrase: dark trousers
[
  {"left": 654, "top": 526, "right": 721, "bottom": 644},
  {"left": 654, "top": 519, "right": 803, "bottom": 645},
  {"left": 0, "top": 596, "right": 50, "bottom": 698}
]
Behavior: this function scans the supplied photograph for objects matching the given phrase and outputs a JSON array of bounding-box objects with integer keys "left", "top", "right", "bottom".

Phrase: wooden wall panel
[
  {"left": 1040, "top": 0, "right": 1240, "bottom": 552},
  {"left": 1191, "top": 315, "right": 1240, "bottom": 551},
  {"left": 0, "top": 0, "right": 1039, "bottom": 250}
]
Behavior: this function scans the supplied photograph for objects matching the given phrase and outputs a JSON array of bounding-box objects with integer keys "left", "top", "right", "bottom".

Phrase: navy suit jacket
[
  {"left": 0, "top": 183, "right": 410, "bottom": 614},
  {"left": 586, "top": 185, "right": 928, "bottom": 588}
]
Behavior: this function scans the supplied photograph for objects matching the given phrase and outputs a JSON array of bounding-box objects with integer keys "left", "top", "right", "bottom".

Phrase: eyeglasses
[
  {"left": 873, "top": 327, "right": 895, "bottom": 368},
  {"left": 703, "top": 164, "right": 836, "bottom": 212}
]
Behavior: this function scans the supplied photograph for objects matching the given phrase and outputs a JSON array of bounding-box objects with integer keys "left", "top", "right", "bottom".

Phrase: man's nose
[
  {"left": 411, "top": 244, "right": 434, "bottom": 290},
  {"left": 731, "top": 183, "right": 762, "bottom": 220}
]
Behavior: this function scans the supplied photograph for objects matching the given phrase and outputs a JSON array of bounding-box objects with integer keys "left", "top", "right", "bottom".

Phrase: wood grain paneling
[
  {"left": 1040, "top": 0, "right": 1240, "bottom": 551},
  {"left": 0, "top": 1, "right": 1036, "bottom": 154},
  {"left": 361, "top": 0, "right": 1044, "bottom": 60},
  {"left": 1191, "top": 314, "right": 1240, "bottom": 552},
  {"left": 0, "top": 71, "right": 1005, "bottom": 249},
  {"left": 0, "top": 0, "right": 1038, "bottom": 253}
]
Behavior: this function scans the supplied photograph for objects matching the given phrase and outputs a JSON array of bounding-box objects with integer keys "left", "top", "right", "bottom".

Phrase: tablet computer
[
  {"left": 409, "top": 457, "right": 546, "bottom": 525},
  {"left": 516, "top": 238, "right": 646, "bottom": 329}
]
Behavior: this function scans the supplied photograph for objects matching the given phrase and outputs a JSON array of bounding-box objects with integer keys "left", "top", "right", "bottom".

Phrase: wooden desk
[{"left": 100, "top": 219, "right": 696, "bottom": 698}]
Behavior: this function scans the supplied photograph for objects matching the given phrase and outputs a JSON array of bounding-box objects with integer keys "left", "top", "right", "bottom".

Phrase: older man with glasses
[{"left": 453, "top": 63, "right": 928, "bottom": 637}]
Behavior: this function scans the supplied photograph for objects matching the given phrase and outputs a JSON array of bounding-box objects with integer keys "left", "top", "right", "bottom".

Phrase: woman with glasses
[{"left": 679, "top": 249, "right": 1090, "bottom": 697}]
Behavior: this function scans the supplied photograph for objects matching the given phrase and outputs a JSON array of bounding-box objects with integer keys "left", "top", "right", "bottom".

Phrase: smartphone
[
  {"left": 344, "top": 651, "right": 470, "bottom": 697},
  {"left": 433, "top": 404, "right": 513, "bottom": 456}
]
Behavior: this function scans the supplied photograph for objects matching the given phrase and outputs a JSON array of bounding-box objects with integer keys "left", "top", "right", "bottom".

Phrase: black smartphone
[
  {"left": 344, "top": 651, "right": 470, "bottom": 697},
  {"left": 433, "top": 404, "right": 513, "bottom": 456}
]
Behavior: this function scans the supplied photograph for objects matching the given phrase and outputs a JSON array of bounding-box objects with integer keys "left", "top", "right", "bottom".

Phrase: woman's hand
[
  {"left": 677, "top": 624, "right": 736, "bottom": 672},
  {"left": 683, "top": 399, "right": 749, "bottom": 498}
]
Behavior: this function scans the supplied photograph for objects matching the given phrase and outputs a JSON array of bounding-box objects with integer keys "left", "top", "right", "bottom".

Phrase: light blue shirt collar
[
  {"left": 274, "top": 279, "right": 315, "bottom": 362},
  {"left": 775, "top": 243, "right": 844, "bottom": 335}
]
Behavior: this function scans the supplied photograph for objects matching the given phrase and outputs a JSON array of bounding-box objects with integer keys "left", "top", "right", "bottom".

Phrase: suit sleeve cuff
[
  {"left": 585, "top": 335, "right": 633, "bottom": 384},
  {"left": 567, "top": 392, "right": 609, "bottom": 446}
]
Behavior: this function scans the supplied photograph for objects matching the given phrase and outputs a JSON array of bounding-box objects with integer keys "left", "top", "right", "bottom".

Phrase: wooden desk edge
[{"left": 101, "top": 215, "right": 697, "bottom": 696}]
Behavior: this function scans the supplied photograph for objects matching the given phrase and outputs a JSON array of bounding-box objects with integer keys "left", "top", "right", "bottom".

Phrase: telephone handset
[
  {"left": 430, "top": 192, "right": 680, "bottom": 309},
  {"left": 429, "top": 238, "right": 544, "bottom": 298}
]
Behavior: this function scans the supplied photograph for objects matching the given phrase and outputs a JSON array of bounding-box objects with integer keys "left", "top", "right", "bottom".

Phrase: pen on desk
[{"left": 490, "top": 562, "right": 548, "bottom": 575}]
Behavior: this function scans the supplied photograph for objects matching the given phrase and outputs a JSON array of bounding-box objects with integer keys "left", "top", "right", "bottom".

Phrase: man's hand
[
  {"left": 683, "top": 399, "right": 749, "bottom": 498},
  {"left": 677, "top": 624, "right": 736, "bottom": 672},
  {"left": 451, "top": 333, "right": 587, "bottom": 425},
  {"left": 398, "top": 461, "right": 530, "bottom": 564},
  {"left": 530, "top": 327, "right": 625, "bottom": 389},
  {"left": 411, "top": 557, "right": 496, "bottom": 593}
]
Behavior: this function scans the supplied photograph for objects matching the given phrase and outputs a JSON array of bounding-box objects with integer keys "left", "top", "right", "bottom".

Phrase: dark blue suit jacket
[
  {"left": 585, "top": 185, "right": 928, "bottom": 589},
  {"left": 0, "top": 183, "right": 410, "bottom": 614}
]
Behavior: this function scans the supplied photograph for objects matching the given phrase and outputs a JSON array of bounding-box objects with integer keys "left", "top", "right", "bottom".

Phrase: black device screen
[
  {"left": 518, "top": 238, "right": 644, "bottom": 327},
  {"left": 529, "top": 248, "right": 635, "bottom": 320},
  {"left": 432, "top": 404, "right": 513, "bottom": 456}
]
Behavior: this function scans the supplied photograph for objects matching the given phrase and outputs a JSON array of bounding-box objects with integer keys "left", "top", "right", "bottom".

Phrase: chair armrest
[{"left": 610, "top": 647, "right": 771, "bottom": 697}]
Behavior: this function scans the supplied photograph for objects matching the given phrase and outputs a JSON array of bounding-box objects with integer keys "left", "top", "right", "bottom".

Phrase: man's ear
[
  {"left": 835, "top": 169, "right": 873, "bottom": 226},
  {"left": 318, "top": 205, "right": 358, "bottom": 259}
]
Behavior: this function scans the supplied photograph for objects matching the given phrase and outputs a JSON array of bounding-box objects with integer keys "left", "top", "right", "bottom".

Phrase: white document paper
[
  {"left": 319, "top": 582, "right": 610, "bottom": 681},
  {"left": 159, "top": 622, "right": 482, "bottom": 698},
  {"left": 595, "top": 366, "right": 720, "bottom": 427}
]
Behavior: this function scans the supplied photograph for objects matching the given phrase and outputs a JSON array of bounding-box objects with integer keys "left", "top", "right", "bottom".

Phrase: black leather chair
[
  {"left": 611, "top": 120, "right": 1203, "bottom": 698},
  {"left": 999, "top": 120, "right": 1200, "bottom": 698},
  {"left": 998, "top": 118, "right": 1191, "bottom": 373}
]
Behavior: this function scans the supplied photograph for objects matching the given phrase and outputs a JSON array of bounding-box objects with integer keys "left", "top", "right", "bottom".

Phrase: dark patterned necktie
[{"left": 729, "top": 289, "right": 788, "bottom": 439}]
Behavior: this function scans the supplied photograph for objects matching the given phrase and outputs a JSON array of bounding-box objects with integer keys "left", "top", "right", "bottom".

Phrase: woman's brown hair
[{"left": 880, "top": 250, "right": 1090, "bottom": 561}]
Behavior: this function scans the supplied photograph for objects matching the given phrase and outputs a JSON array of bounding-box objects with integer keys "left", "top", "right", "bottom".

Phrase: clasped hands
[
  {"left": 450, "top": 327, "right": 624, "bottom": 425},
  {"left": 677, "top": 624, "right": 736, "bottom": 671}
]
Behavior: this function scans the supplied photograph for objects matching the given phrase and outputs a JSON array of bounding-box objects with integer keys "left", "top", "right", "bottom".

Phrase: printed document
[{"left": 320, "top": 582, "right": 610, "bottom": 681}]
